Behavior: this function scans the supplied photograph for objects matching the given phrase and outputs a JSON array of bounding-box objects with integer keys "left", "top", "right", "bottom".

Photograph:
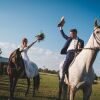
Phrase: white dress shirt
[{"left": 67, "top": 37, "right": 78, "bottom": 51}]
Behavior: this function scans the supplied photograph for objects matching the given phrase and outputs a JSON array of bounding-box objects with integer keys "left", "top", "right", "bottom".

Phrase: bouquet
[{"left": 36, "top": 32, "right": 45, "bottom": 42}]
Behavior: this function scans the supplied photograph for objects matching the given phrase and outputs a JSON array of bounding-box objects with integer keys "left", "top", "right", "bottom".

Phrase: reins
[{"left": 81, "top": 47, "right": 100, "bottom": 51}]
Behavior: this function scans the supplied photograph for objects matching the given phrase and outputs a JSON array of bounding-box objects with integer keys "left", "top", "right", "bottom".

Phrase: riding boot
[
  {"left": 63, "top": 68, "right": 70, "bottom": 83},
  {"left": 61, "top": 70, "right": 69, "bottom": 82},
  {"left": 65, "top": 72, "right": 69, "bottom": 81},
  {"left": 61, "top": 73, "right": 65, "bottom": 84}
]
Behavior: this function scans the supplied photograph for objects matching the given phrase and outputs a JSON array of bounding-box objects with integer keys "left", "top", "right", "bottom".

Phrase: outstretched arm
[
  {"left": 59, "top": 27, "right": 69, "bottom": 40},
  {"left": 27, "top": 40, "right": 37, "bottom": 49},
  {"left": 20, "top": 40, "right": 37, "bottom": 52},
  {"left": 21, "top": 33, "right": 44, "bottom": 52}
]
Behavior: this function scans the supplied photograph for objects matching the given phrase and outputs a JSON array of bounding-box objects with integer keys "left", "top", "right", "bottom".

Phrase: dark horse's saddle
[{"left": 7, "top": 48, "right": 26, "bottom": 78}]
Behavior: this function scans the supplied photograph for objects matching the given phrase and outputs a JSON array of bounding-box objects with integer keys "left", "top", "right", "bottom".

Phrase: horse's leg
[
  {"left": 58, "top": 80, "right": 63, "bottom": 99},
  {"left": 83, "top": 85, "right": 92, "bottom": 100},
  {"left": 12, "top": 77, "right": 18, "bottom": 95},
  {"left": 9, "top": 76, "right": 18, "bottom": 100},
  {"left": 32, "top": 74, "right": 40, "bottom": 97},
  {"left": 62, "top": 83, "right": 67, "bottom": 100},
  {"left": 9, "top": 77, "right": 14, "bottom": 100},
  {"left": 25, "top": 78, "right": 30, "bottom": 96},
  {"left": 69, "top": 86, "right": 75, "bottom": 100},
  {"left": 58, "top": 77, "right": 68, "bottom": 100},
  {"left": 33, "top": 77, "right": 35, "bottom": 97}
]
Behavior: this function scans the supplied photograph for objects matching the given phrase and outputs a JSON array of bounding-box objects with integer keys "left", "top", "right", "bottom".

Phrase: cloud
[
  {"left": 0, "top": 42, "right": 64, "bottom": 70},
  {"left": 28, "top": 47, "right": 64, "bottom": 70},
  {"left": 0, "top": 42, "right": 17, "bottom": 57}
]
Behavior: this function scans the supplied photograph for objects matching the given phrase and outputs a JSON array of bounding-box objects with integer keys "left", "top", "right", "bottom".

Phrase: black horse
[{"left": 7, "top": 48, "right": 40, "bottom": 100}]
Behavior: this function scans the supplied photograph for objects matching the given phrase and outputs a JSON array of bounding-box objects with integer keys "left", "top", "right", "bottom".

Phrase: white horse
[{"left": 59, "top": 20, "right": 100, "bottom": 100}]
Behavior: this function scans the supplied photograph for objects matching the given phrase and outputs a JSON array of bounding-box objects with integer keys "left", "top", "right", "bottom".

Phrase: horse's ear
[{"left": 94, "top": 19, "right": 98, "bottom": 28}]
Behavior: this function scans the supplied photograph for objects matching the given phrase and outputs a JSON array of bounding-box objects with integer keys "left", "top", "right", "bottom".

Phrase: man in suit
[{"left": 58, "top": 17, "right": 84, "bottom": 81}]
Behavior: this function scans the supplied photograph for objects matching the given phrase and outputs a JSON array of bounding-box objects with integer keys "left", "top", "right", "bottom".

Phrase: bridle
[
  {"left": 93, "top": 28, "right": 100, "bottom": 46},
  {"left": 82, "top": 27, "right": 100, "bottom": 51}
]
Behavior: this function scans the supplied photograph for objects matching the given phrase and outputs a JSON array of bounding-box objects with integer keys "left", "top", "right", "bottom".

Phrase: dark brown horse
[{"left": 7, "top": 48, "right": 40, "bottom": 100}]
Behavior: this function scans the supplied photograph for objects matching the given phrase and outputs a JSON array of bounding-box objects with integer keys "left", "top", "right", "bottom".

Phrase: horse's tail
[{"left": 34, "top": 73, "right": 40, "bottom": 91}]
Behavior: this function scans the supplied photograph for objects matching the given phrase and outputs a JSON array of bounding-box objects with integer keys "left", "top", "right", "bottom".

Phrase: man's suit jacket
[{"left": 60, "top": 30, "right": 84, "bottom": 54}]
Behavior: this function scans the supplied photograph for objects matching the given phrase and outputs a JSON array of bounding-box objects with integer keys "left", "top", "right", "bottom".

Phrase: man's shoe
[{"left": 57, "top": 16, "right": 65, "bottom": 27}]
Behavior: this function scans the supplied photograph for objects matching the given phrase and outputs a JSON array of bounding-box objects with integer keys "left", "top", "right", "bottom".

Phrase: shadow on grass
[
  {"left": 0, "top": 96, "right": 26, "bottom": 100},
  {"left": 0, "top": 95, "right": 58, "bottom": 100},
  {"left": 33, "top": 95, "right": 57, "bottom": 100}
]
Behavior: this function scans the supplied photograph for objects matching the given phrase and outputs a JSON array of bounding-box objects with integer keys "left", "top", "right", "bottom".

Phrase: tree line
[{"left": 38, "top": 68, "right": 58, "bottom": 74}]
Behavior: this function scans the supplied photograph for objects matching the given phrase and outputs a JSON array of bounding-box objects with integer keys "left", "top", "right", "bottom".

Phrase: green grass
[{"left": 0, "top": 73, "right": 100, "bottom": 100}]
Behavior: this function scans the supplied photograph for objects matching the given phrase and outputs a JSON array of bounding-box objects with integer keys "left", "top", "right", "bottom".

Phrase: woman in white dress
[{"left": 20, "top": 38, "right": 39, "bottom": 78}]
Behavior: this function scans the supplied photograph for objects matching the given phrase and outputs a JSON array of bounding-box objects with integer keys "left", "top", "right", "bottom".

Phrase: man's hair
[{"left": 70, "top": 29, "right": 77, "bottom": 34}]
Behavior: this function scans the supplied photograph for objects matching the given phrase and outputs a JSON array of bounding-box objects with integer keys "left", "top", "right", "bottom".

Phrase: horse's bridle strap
[
  {"left": 81, "top": 47, "right": 100, "bottom": 50},
  {"left": 81, "top": 29, "right": 100, "bottom": 51}
]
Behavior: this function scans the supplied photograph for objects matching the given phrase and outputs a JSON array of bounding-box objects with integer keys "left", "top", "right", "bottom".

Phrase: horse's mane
[
  {"left": 8, "top": 48, "right": 26, "bottom": 78},
  {"left": 98, "top": 26, "right": 100, "bottom": 28},
  {"left": 9, "top": 48, "right": 25, "bottom": 69},
  {"left": 9, "top": 48, "right": 20, "bottom": 60}
]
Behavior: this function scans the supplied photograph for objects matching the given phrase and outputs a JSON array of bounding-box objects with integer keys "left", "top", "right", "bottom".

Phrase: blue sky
[{"left": 0, "top": 0, "right": 100, "bottom": 75}]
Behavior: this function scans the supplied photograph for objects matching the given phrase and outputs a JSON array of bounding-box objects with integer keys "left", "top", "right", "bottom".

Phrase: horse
[
  {"left": 7, "top": 48, "right": 40, "bottom": 100},
  {"left": 59, "top": 20, "right": 100, "bottom": 100}
]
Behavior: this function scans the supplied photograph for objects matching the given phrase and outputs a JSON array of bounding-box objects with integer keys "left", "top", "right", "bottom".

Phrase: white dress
[{"left": 20, "top": 47, "right": 39, "bottom": 78}]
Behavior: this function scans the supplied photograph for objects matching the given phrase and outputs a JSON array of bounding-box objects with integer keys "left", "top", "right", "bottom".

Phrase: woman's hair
[{"left": 22, "top": 38, "right": 28, "bottom": 43}]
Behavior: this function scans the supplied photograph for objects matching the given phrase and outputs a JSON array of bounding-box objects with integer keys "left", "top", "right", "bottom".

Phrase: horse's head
[
  {"left": 9, "top": 48, "right": 24, "bottom": 68},
  {"left": 93, "top": 20, "right": 100, "bottom": 48}
]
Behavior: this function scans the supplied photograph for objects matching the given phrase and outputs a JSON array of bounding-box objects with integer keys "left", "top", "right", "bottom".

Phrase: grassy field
[{"left": 0, "top": 73, "right": 100, "bottom": 100}]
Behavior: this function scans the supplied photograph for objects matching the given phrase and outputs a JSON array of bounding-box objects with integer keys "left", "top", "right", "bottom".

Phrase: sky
[{"left": 0, "top": 0, "right": 100, "bottom": 75}]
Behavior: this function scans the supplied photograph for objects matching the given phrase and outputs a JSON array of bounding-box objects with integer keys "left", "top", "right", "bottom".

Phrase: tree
[{"left": 0, "top": 48, "right": 2, "bottom": 55}]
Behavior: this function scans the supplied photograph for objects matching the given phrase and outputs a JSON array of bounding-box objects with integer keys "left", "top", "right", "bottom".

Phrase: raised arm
[
  {"left": 59, "top": 27, "right": 69, "bottom": 40},
  {"left": 19, "top": 40, "right": 37, "bottom": 52},
  {"left": 27, "top": 40, "right": 37, "bottom": 50}
]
